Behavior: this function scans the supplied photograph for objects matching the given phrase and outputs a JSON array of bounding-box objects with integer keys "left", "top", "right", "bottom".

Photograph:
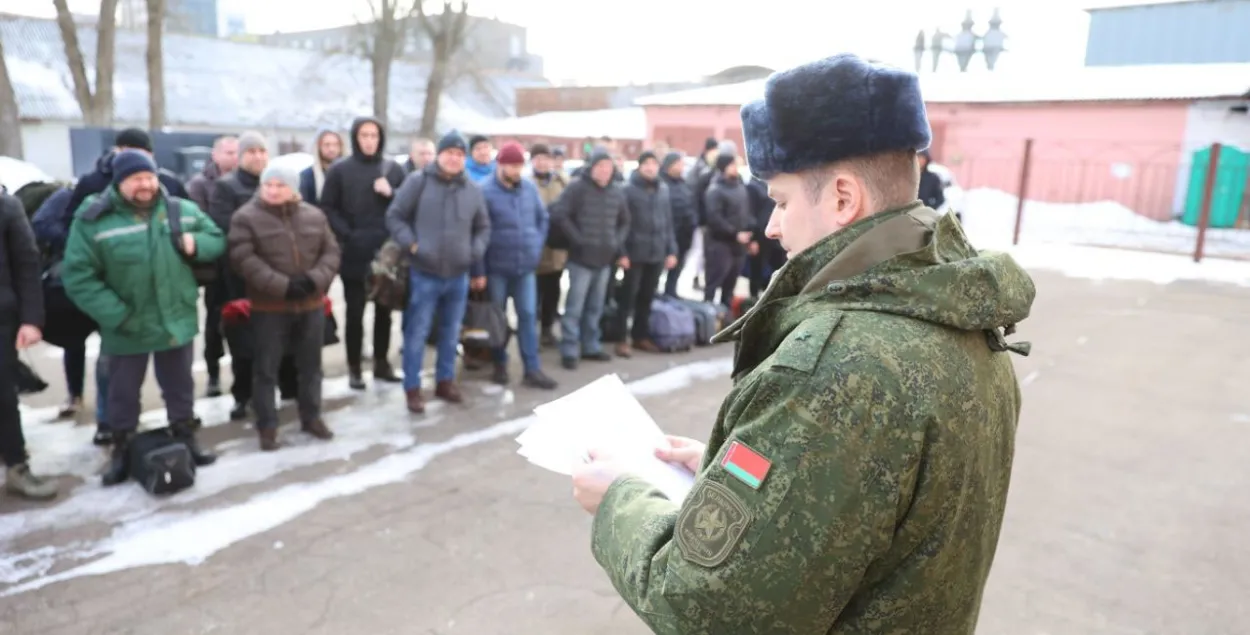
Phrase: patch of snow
[
  {"left": 960, "top": 188, "right": 1250, "bottom": 260},
  {"left": 958, "top": 188, "right": 1250, "bottom": 286},
  {"left": 0, "top": 356, "right": 734, "bottom": 595}
]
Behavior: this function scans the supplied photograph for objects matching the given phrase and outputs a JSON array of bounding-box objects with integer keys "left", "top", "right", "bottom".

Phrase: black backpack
[{"left": 127, "top": 428, "right": 196, "bottom": 496}]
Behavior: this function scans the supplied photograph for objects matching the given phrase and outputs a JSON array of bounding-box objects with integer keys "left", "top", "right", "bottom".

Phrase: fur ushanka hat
[{"left": 740, "top": 53, "right": 932, "bottom": 180}]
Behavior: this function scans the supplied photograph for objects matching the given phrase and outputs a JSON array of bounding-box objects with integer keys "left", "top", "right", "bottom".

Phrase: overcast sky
[{"left": 0, "top": 0, "right": 1173, "bottom": 84}]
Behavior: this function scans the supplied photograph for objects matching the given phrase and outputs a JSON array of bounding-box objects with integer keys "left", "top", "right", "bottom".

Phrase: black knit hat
[
  {"left": 111, "top": 149, "right": 157, "bottom": 185},
  {"left": 529, "top": 143, "right": 550, "bottom": 158},
  {"left": 468, "top": 134, "right": 490, "bottom": 150},
  {"left": 637, "top": 150, "right": 658, "bottom": 166},
  {"left": 115, "top": 128, "right": 153, "bottom": 152},
  {"left": 438, "top": 130, "right": 467, "bottom": 154}
]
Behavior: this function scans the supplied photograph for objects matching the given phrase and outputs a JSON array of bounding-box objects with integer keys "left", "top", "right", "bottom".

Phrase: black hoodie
[
  {"left": 319, "top": 116, "right": 408, "bottom": 279},
  {"left": 67, "top": 150, "right": 189, "bottom": 219}
]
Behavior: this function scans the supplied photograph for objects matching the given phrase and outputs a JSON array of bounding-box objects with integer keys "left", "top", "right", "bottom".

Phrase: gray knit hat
[
  {"left": 260, "top": 163, "right": 301, "bottom": 194},
  {"left": 238, "top": 131, "right": 267, "bottom": 154}
]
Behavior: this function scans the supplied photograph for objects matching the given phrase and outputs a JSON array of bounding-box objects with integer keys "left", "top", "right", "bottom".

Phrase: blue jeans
[
  {"left": 487, "top": 272, "right": 541, "bottom": 373},
  {"left": 95, "top": 354, "right": 110, "bottom": 424},
  {"left": 560, "top": 262, "right": 611, "bottom": 359},
  {"left": 402, "top": 270, "right": 470, "bottom": 390}
]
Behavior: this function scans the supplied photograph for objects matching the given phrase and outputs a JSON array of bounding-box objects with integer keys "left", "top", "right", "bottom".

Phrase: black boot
[
  {"left": 230, "top": 400, "right": 249, "bottom": 421},
  {"left": 171, "top": 418, "right": 217, "bottom": 467},
  {"left": 101, "top": 430, "right": 132, "bottom": 487},
  {"left": 349, "top": 365, "right": 366, "bottom": 390}
]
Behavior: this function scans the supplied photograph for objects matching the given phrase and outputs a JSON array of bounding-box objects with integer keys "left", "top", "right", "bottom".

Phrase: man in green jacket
[
  {"left": 571, "top": 53, "right": 1037, "bottom": 634},
  {"left": 61, "top": 150, "right": 227, "bottom": 486}
]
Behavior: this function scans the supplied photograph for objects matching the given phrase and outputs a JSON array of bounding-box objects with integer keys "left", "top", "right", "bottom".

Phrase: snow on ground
[
  {"left": 0, "top": 357, "right": 733, "bottom": 596},
  {"left": 958, "top": 188, "right": 1250, "bottom": 287}
]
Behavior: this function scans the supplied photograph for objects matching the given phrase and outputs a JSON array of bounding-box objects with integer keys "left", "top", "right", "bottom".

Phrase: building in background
[
  {"left": 635, "top": 63, "right": 1250, "bottom": 222},
  {"left": 474, "top": 108, "right": 646, "bottom": 159},
  {"left": 118, "top": 0, "right": 219, "bottom": 36},
  {"left": 259, "top": 14, "right": 542, "bottom": 76},
  {"left": 1085, "top": 0, "right": 1250, "bottom": 66},
  {"left": 515, "top": 65, "right": 774, "bottom": 117},
  {"left": 222, "top": 11, "right": 246, "bottom": 37}
]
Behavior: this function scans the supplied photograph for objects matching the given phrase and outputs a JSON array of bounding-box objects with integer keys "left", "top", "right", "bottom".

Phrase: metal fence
[{"left": 940, "top": 139, "right": 1249, "bottom": 262}]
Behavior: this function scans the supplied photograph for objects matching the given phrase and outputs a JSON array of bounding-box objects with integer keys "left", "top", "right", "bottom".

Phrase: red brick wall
[{"left": 515, "top": 87, "right": 616, "bottom": 116}]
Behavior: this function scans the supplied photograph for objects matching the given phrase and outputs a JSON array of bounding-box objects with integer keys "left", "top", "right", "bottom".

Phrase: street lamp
[{"left": 912, "top": 8, "right": 1007, "bottom": 73}]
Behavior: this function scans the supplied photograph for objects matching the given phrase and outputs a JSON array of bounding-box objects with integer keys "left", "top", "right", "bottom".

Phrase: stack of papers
[{"left": 516, "top": 374, "right": 696, "bottom": 502}]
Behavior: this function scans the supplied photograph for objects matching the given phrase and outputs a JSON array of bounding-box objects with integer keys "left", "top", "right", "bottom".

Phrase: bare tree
[
  {"left": 415, "top": 1, "right": 470, "bottom": 138},
  {"left": 355, "top": 0, "right": 423, "bottom": 130},
  {"left": 53, "top": 0, "right": 119, "bottom": 127},
  {"left": 0, "top": 38, "right": 23, "bottom": 158},
  {"left": 146, "top": 0, "right": 166, "bottom": 129}
]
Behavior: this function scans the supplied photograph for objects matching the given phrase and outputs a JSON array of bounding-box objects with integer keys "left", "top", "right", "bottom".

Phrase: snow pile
[{"left": 958, "top": 188, "right": 1250, "bottom": 260}]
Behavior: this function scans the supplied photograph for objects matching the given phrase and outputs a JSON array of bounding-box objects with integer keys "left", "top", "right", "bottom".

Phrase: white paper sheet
[{"left": 517, "top": 374, "right": 695, "bottom": 501}]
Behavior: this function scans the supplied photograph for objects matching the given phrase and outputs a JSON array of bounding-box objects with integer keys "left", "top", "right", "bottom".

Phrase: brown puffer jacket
[{"left": 228, "top": 197, "right": 341, "bottom": 313}]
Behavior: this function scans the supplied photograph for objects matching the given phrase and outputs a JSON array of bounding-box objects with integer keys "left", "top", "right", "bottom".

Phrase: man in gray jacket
[{"left": 385, "top": 130, "right": 491, "bottom": 414}]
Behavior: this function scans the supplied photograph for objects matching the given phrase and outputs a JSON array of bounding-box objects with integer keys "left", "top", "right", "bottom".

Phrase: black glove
[{"left": 285, "top": 274, "right": 316, "bottom": 300}]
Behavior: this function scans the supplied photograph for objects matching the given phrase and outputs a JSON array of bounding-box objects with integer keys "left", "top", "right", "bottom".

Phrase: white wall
[
  {"left": 20, "top": 122, "right": 74, "bottom": 181},
  {"left": 1175, "top": 99, "right": 1250, "bottom": 213}
]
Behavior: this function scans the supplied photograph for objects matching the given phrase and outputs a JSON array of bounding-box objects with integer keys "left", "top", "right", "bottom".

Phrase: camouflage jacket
[{"left": 591, "top": 203, "right": 1036, "bottom": 634}]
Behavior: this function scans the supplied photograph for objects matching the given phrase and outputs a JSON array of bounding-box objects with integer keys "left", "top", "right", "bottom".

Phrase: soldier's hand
[
  {"left": 572, "top": 450, "right": 627, "bottom": 515},
  {"left": 656, "top": 435, "right": 705, "bottom": 474}
]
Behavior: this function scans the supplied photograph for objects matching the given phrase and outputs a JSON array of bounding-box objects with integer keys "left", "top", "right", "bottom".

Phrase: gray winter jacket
[
  {"left": 622, "top": 171, "right": 677, "bottom": 264},
  {"left": 384, "top": 166, "right": 491, "bottom": 278},
  {"left": 552, "top": 174, "right": 630, "bottom": 269}
]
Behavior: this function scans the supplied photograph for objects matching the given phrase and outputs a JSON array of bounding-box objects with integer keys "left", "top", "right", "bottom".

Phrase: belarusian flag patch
[{"left": 720, "top": 441, "right": 771, "bottom": 489}]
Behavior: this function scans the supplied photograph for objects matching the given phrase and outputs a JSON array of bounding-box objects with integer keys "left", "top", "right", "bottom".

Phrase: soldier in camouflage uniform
[{"left": 572, "top": 53, "right": 1036, "bottom": 634}]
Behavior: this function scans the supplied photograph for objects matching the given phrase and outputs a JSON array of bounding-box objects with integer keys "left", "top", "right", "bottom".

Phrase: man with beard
[
  {"left": 186, "top": 134, "right": 238, "bottom": 398},
  {"left": 528, "top": 143, "right": 568, "bottom": 347},
  {"left": 613, "top": 151, "right": 677, "bottom": 357},
  {"left": 210, "top": 132, "right": 299, "bottom": 419},
  {"left": 475, "top": 142, "right": 556, "bottom": 390},
  {"left": 385, "top": 130, "right": 490, "bottom": 414},
  {"left": 320, "top": 117, "right": 408, "bottom": 390},
  {"left": 230, "top": 164, "right": 341, "bottom": 451},
  {"left": 659, "top": 151, "right": 696, "bottom": 298},
  {"left": 61, "top": 151, "right": 226, "bottom": 486},
  {"left": 298, "top": 129, "right": 344, "bottom": 206}
]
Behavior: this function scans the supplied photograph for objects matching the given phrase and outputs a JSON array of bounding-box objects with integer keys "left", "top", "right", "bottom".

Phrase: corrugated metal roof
[
  {"left": 474, "top": 107, "right": 646, "bottom": 140},
  {"left": 634, "top": 62, "right": 1250, "bottom": 107},
  {"left": 0, "top": 15, "right": 548, "bottom": 132}
]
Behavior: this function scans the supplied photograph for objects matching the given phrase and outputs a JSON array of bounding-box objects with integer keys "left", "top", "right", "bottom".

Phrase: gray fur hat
[
  {"left": 260, "top": 163, "right": 300, "bottom": 194},
  {"left": 740, "top": 53, "right": 932, "bottom": 179},
  {"left": 238, "top": 131, "right": 268, "bottom": 155}
]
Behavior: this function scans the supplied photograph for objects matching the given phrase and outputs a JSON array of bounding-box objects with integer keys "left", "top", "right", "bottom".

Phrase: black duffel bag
[{"left": 127, "top": 428, "right": 196, "bottom": 496}]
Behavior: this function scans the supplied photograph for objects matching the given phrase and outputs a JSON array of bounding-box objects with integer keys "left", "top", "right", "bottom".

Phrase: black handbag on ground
[
  {"left": 127, "top": 428, "right": 196, "bottom": 496},
  {"left": 462, "top": 289, "right": 510, "bottom": 349}
]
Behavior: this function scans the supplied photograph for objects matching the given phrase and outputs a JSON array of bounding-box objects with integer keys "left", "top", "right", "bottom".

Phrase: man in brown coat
[
  {"left": 528, "top": 144, "right": 568, "bottom": 347},
  {"left": 228, "top": 163, "right": 341, "bottom": 451}
]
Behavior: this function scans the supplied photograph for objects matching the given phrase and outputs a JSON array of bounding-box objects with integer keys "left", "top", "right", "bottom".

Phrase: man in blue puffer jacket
[{"left": 473, "top": 142, "right": 556, "bottom": 390}]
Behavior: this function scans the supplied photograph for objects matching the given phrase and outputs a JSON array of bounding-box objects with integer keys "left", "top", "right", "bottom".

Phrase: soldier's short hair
[{"left": 801, "top": 149, "right": 919, "bottom": 210}]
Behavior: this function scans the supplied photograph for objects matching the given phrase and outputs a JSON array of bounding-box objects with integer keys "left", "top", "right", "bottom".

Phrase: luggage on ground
[
  {"left": 668, "top": 298, "right": 721, "bottom": 345},
  {"left": 127, "top": 428, "right": 196, "bottom": 496},
  {"left": 648, "top": 299, "right": 696, "bottom": 352}
]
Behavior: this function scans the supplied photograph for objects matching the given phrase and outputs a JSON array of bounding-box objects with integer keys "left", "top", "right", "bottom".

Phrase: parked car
[{"left": 0, "top": 157, "right": 55, "bottom": 193}]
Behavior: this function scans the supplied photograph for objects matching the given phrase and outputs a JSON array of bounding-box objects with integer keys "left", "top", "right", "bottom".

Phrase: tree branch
[{"left": 51, "top": 0, "right": 93, "bottom": 115}]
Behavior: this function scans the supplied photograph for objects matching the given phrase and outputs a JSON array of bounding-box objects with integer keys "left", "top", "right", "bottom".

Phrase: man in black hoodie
[
  {"left": 702, "top": 153, "right": 754, "bottom": 307},
  {"left": 660, "top": 151, "right": 696, "bottom": 297},
  {"left": 66, "top": 128, "right": 188, "bottom": 216},
  {"left": 319, "top": 116, "right": 408, "bottom": 390}
]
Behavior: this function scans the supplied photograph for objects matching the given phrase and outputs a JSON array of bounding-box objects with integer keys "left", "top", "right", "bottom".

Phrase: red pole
[
  {"left": 1193, "top": 143, "right": 1222, "bottom": 263},
  {"left": 1012, "top": 138, "right": 1034, "bottom": 246}
]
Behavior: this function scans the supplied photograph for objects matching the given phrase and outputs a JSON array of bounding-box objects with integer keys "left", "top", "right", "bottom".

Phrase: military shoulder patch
[{"left": 675, "top": 479, "right": 752, "bottom": 568}]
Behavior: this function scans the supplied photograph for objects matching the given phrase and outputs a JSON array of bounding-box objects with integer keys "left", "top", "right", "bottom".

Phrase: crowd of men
[{"left": 0, "top": 121, "right": 782, "bottom": 498}]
